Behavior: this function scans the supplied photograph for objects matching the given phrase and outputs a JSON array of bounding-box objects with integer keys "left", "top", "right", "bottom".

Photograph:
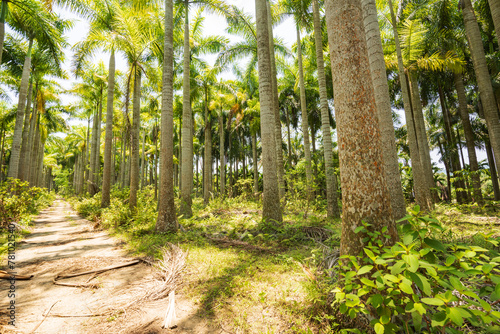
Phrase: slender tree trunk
[
  {"left": 18, "top": 80, "right": 33, "bottom": 181},
  {"left": 129, "top": 68, "right": 142, "bottom": 210},
  {"left": 89, "top": 109, "right": 99, "bottom": 195},
  {"left": 437, "top": 138, "right": 451, "bottom": 201},
  {"left": 26, "top": 87, "right": 38, "bottom": 184},
  {"left": 84, "top": 118, "right": 91, "bottom": 192},
  {"left": 180, "top": 0, "right": 193, "bottom": 217},
  {"left": 255, "top": 0, "right": 282, "bottom": 222},
  {"left": 101, "top": 49, "right": 116, "bottom": 207},
  {"left": 95, "top": 98, "right": 102, "bottom": 189},
  {"left": 461, "top": 0, "right": 500, "bottom": 187},
  {"left": 487, "top": 0, "right": 500, "bottom": 46},
  {"left": 362, "top": 0, "right": 406, "bottom": 219},
  {"left": 0, "top": 129, "right": 5, "bottom": 182},
  {"left": 30, "top": 117, "right": 40, "bottom": 186},
  {"left": 140, "top": 129, "right": 146, "bottom": 188},
  {"left": 387, "top": 0, "right": 433, "bottom": 211},
  {"left": 156, "top": 0, "right": 177, "bottom": 231},
  {"left": 486, "top": 140, "right": 500, "bottom": 200},
  {"left": 8, "top": 38, "right": 33, "bottom": 179},
  {"left": 266, "top": 0, "right": 285, "bottom": 200},
  {"left": 252, "top": 132, "right": 258, "bottom": 194},
  {"left": 454, "top": 73, "right": 483, "bottom": 204},
  {"left": 219, "top": 112, "right": 225, "bottom": 197},
  {"left": 0, "top": 0, "right": 8, "bottom": 66},
  {"left": 203, "top": 88, "right": 212, "bottom": 204},
  {"left": 120, "top": 132, "right": 126, "bottom": 188},
  {"left": 286, "top": 105, "right": 292, "bottom": 168},
  {"left": 325, "top": 0, "right": 398, "bottom": 257},
  {"left": 178, "top": 118, "right": 182, "bottom": 194},
  {"left": 296, "top": 25, "right": 314, "bottom": 200}
]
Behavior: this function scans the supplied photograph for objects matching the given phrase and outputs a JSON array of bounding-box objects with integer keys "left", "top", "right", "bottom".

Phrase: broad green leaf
[
  {"left": 345, "top": 294, "right": 360, "bottom": 307},
  {"left": 447, "top": 307, "right": 464, "bottom": 327},
  {"left": 424, "top": 238, "right": 446, "bottom": 252},
  {"left": 413, "top": 302, "right": 426, "bottom": 315},
  {"left": 483, "top": 263, "right": 493, "bottom": 274},
  {"left": 368, "top": 294, "right": 384, "bottom": 308},
  {"left": 354, "top": 226, "right": 364, "bottom": 234},
  {"left": 450, "top": 276, "right": 463, "bottom": 291},
  {"left": 403, "top": 233, "right": 414, "bottom": 245},
  {"left": 360, "top": 277, "right": 376, "bottom": 288},
  {"left": 412, "top": 311, "right": 422, "bottom": 332},
  {"left": 380, "top": 315, "right": 390, "bottom": 324},
  {"left": 445, "top": 255, "right": 456, "bottom": 266},
  {"left": 374, "top": 323, "right": 384, "bottom": 334},
  {"left": 421, "top": 298, "right": 444, "bottom": 306},
  {"left": 364, "top": 248, "right": 375, "bottom": 260},
  {"left": 357, "top": 265, "right": 373, "bottom": 276},
  {"left": 399, "top": 282, "right": 414, "bottom": 294},
  {"left": 391, "top": 260, "right": 406, "bottom": 275},
  {"left": 402, "top": 254, "right": 419, "bottom": 273}
]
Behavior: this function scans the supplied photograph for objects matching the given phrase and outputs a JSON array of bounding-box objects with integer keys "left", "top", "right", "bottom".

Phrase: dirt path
[{"left": 0, "top": 199, "right": 212, "bottom": 334}]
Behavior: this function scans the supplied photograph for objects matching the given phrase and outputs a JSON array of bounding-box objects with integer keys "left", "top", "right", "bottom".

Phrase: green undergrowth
[
  {"left": 70, "top": 185, "right": 340, "bottom": 333},
  {"left": 0, "top": 178, "right": 55, "bottom": 258}
]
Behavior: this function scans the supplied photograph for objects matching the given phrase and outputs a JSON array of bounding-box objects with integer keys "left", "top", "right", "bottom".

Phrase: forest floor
[{"left": 0, "top": 199, "right": 218, "bottom": 334}]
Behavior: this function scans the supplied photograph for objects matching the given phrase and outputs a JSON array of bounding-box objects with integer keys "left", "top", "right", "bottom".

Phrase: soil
[{"left": 0, "top": 199, "right": 214, "bottom": 334}]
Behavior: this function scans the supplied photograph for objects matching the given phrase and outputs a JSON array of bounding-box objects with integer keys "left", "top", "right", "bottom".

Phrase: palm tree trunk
[
  {"left": 119, "top": 133, "right": 126, "bottom": 188},
  {"left": 203, "top": 88, "right": 212, "bottom": 204},
  {"left": 95, "top": 99, "right": 102, "bottom": 189},
  {"left": 286, "top": 105, "right": 292, "bottom": 168},
  {"left": 180, "top": 0, "right": 193, "bottom": 217},
  {"left": 252, "top": 132, "right": 258, "bottom": 194},
  {"left": 266, "top": 0, "right": 285, "bottom": 200},
  {"left": 437, "top": 138, "right": 451, "bottom": 201},
  {"left": 26, "top": 85, "right": 38, "bottom": 184},
  {"left": 156, "top": 0, "right": 177, "bottom": 231},
  {"left": 325, "top": 0, "right": 397, "bottom": 257},
  {"left": 387, "top": 0, "right": 433, "bottom": 211},
  {"left": 8, "top": 38, "right": 33, "bottom": 179},
  {"left": 0, "top": 0, "right": 8, "bottom": 67},
  {"left": 129, "top": 68, "right": 142, "bottom": 210},
  {"left": 255, "top": 0, "right": 282, "bottom": 222},
  {"left": 296, "top": 25, "right": 314, "bottom": 201},
  {"left": 461, "top": 0, "right": 500, "bottom": 187},
  {"left": 486, "top": 140, "right": 500, "bottom": 200},
  {"left": 361, "top": 0, "right": 406, "bottom": 219},
  {"left": 89, "top": 109, "right": 99, "bottom": 195},
  {"left": 409, "top": 72, "right": 437, "bottom": 202},
  {"left": 312, "top": 0, "right": 340, "bottom": 218},
  {"left": 18, "top": 80, "right": 33, "bottom": 181},
  {"left": 487, "top": 0, "right": 500, "bottom": 46},
  {"left": 101, "top": 49, "right": 116, "bottom": 208},
  {"left": 0, "top": 128, "right": 5, "bottom": 182},
  {"left": 219, "top": 112, "right": 225, "bottom": 196},
  {"left": 454, "top": 73, "right": 483, "bottom": 204},
  {"left": 30, "top": 117, "right": 40, "bottom": 186},
  {"left": 140, "top": 129, "right": 146, "bottom": 188}
]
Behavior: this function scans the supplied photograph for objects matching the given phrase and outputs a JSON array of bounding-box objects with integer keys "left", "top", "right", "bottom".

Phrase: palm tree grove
[{"left": 2, "top": 0, "right": 500, "bottom": 332}]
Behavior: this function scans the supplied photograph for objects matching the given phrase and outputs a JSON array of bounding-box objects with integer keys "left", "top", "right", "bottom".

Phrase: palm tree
[
  {"left": 7, "top": 7, "right": 67, "bottom": 179},
  {"left": 156, "top": 0, "right": 178, "bottom": 232},
  {"left": 255, "top": 0, "right": 282, "bottom": 223},
  {"left": 311, "top": 0, "right": 340, "bottom": 218},
  {"left": 361, "top": 0, "right": 406, "bottom": 220},
  {"left": 487, "top": 0, "right": 500, "bottom": 43},
  {"left": 460, "top": 0, "right": 500, "bottom": 188},
  {"left": 325, "top": 0, "right": 397, "bottom": 257}
]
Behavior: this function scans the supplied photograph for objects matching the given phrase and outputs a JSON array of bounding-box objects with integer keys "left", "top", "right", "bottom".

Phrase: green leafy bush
[
  {"left": 333, "top": 206, "right": 500, "bottom": 333},
  {"left": 0, "top": 178, "right": 54, "bottom": 229}
]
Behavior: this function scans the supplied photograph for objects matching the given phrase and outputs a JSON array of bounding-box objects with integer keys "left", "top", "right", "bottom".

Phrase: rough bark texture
[
  {"left": 387, "top": 0, "right": 433, "bottom": 211},
  {"left": 18, "top": 80, "right": 33, "bottom": 181},
  {"left": 296, "top": 26, "right": 314, "bottom": 200},
  {"left": 156, "top": 0, "right": 178, "bottom": 232},
  {"left": 461, "top": 0, "right": 500, "bottom": 187},
  {"left": 129, "top": 69, "right": 142, "bottom": 210},
  {"left": 361, "top": 0, "right": 406, "bottom": 220},
  {"left": 255, "top": 0, "right": 282, "bottom": 223},
  {"left": 266, "top": 0, "right": 285, "bottom": 200},
  {"left": 203, "top": 90, "right": 212, "bottom": 204},
  {"left": 409, "top": 73, "right": 437, "bottom": 202},
  {"left": 454, "top": 73, "right": 483, "bottom": 204},
  {"left": 488, "top": 0, "right": 500, "bottom": 46},
  {"left": 325, "top": 0, "right": 397, "bottom": 257},
  {"left": 101, "top": 50, "right": 116, "bottom": 208},
  {"left": 8, "top": 39, "right": 33, "bottom": 179},
  {"left": 180, "top": 1, "right": 193, "bottom": 217}
]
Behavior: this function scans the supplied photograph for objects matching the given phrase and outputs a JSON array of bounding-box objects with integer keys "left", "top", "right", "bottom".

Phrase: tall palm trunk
[
  {"left": 387, "top": 0, "right": 433, "bottom": 211},
  {"left": 8, "top": 38, "right": 33, "bottom": 179},
  {"left": 140, "top": 130, "right": 146, "bottom": 188},
  {"left": 85, "top": 118, "right": 91, "bottom": 192},
  {"left": 487, "top": 0, "right": 500, "bottom": 45},
  {"left": 0, "top": 129, "right": 5, "bottom": 182},
  {"left": 101, "top": 49, "right": 116, "bottom": 208},
  {"left": 361, "top": 0, "right": 406, "bottom": 219},
  {"left": 157, "top": 0, "right": 177, "bottom": 232},
  {"left": 313, "top": 0, "right": 340, "bottom": 218},
  {"left": 255, "top": 0, "right": 282, "bottom": 222},
  {"left": 89, "top": 109, "right": 99, "bottom": 195},
  {"left": 454, "top": 73, "right": 483, "bottom": 204},
  {"left": 129, "top": 68, "right": 142, "bottom": 210},
  {"left": 180, "top": 0, "right": 193, "bottom": 217},
  {"left": 219, "top": 111, "right": 225, "bottom": 196},
  {"left": 25, "top": 87, "right": 38, "bottom": 184},
  {"left": 409, "top": 73, "right": 437, "bottom": 201},
  {"left": 296, "top": 25, "right": 313, "bottom": 200},
  {"left": 0, "top": 0, "right": 7, "bottom": 67},
  {"left": 94, "top": 99, "right": 102, "bottom": 189},
  {"left": 119, "top": 132, "right": 126, "bottom": 188},
  {"left": 486, "top": 140, "right": 500, "bottom": 200},
  {"left": 29, "top": 115, "right": 40, "bottom": 186},
  {"left": 203, "top": 88, "right": 212, "bottom": 204},
  {"left": 325, "top": 0, "right": 397, "bottom": 257},
  {"left": 252, "top": 132, "right": 258, "bottom": 194},
  {"left": 18, "top": 80, "right": 34, "bottom": 181},
  {"left": 461, "top": 0, "right": 500, "bottom": 186},
  {"left": 266, "top": 0, "right": 285, "bottom": 200},
  {"left": 286, "top": 105, "right": 292, "bottom": 168}
]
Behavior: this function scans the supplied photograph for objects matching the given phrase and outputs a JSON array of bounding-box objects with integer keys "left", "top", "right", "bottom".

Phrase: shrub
[{"left": 332, "top": 206, "right": 500, "bottom": 333}]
